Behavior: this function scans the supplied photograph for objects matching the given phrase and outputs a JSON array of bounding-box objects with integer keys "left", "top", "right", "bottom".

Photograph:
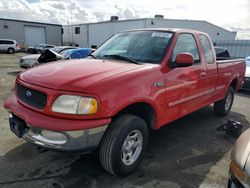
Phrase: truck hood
[
  {"left": 19, "top": 59, "right": 145, "bottom": 92},
  {"left": 21, "top": 54, "right": 40, "bottom": 60}
]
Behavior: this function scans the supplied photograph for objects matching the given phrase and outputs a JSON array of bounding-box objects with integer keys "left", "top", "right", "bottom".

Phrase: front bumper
[
  {"left": 20, "top": 60, "right": 35, "bottom": 68},
  {"left": 228, "top": 161, "right": 250, "bottom": 188},
  {"left": 4, "top": 94, "right": 111, "bottom": 151},
  {"left": 23, "top": 121, "right": 107, "bottom": 151},
  {"left": 9, "top": 112, "right": 107, "bottom": 151}
]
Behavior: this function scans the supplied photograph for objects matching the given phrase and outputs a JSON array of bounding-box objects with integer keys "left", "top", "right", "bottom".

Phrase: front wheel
[
  {"left": 214, "top": 86, "right": 234, "bottom": 116},
  {"left": 99, "top": 114, "right": 149, "bottom": 176}
]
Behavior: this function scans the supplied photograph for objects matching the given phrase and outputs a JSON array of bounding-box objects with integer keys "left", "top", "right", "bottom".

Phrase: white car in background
[
  {"left": 241, "top": 57, "right": 250, "bottom": 90},
  {"left": 0, "top": 39, "right": 21, "bottom": 54}
]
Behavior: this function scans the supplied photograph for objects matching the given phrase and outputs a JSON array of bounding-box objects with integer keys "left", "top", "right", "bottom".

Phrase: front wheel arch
[{"left": 111, "top": 101, "right": 158, "bottom": 130}]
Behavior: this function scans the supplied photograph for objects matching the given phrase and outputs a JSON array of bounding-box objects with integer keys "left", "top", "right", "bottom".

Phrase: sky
[{"left": 0, "top": 0, "right": 249, "bottom": 39}]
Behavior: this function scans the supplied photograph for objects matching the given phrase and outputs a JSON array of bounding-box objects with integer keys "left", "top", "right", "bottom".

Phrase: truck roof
[{"left": 120, "top": 28, "right": 208, "bottom": 36}]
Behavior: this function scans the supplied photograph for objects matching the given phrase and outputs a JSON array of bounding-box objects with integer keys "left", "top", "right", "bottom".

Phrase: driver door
[{"left": 164, "top": 33, "right": 207, "bottom": 123}]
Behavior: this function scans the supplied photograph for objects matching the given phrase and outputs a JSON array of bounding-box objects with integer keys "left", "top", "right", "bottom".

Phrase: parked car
[
  {"left": 4, "top": 29, "right": 246, "bottom": 176},
  {"left": 20, "top": 46, "right": 77, "bottom": 68},
  {"left": 32, "top": 48, "right": 92, "bottom": 67},
  {"left": 229, "top": 128, "right": 250, "bottom": 188},
  {"left": 27, "top": 44, "right": 55, "bottom": 54},
  {"left": 0, "top": 39, "right": 21, "bottom": 54},
  {"left": 241, "top": 57, "right": 250, "bottom": 90}
]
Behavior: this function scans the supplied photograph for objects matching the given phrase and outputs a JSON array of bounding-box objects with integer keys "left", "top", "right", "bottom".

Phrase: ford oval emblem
[{"left": 26, "top": 90, "right": 32, "bottom": 97}]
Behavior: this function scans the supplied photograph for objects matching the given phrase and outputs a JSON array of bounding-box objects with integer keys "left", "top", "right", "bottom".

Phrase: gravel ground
[{"left": 0, "top": 53, "right": 249, "bottom": 188}]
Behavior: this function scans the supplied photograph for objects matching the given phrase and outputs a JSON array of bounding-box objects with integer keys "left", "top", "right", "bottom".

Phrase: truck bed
[{"left": 213, "top": 59, "right": 246, "bottom": 102}]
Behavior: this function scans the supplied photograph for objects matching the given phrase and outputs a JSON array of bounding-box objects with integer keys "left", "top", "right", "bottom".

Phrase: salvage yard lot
[{"left": 0, "top": 53, "right": 249, "bottom": 188}]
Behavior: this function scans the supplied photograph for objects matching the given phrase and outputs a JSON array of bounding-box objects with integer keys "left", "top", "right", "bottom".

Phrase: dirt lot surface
[{"left": 0, "top": 53, "right": 249, "bottom": 188}]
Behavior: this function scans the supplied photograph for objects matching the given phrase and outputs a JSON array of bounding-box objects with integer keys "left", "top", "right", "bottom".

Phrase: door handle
[{"left": 200, "top": 72, "right": 206, "bottom": 78}]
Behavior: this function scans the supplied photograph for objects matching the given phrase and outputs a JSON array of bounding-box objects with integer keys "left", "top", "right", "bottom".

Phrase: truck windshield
[{"left": 93, "top": 31, "right": 174, "bottom": 64}]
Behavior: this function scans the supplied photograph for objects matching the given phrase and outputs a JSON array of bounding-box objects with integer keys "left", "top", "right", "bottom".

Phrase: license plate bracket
[{"left": 9, "top": 114, "right": 28, "bottom": 138}]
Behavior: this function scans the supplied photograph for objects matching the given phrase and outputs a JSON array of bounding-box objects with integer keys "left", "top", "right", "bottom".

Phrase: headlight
[{"left": 51, "top": 95, "right": 98, "bottom": 115}]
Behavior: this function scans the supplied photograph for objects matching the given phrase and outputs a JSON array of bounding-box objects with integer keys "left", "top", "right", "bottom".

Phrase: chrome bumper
[
  {"left": 229, "top": 161, "right": 250, "bottom": 188},
  {"left": 23, "top": 124, "right": 108, "bottom": 152}
]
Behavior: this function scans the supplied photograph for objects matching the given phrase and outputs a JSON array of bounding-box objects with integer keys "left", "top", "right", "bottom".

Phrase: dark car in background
[
  {"left": 214, "top": 47, "right": 230, "bottom": 60},
  {"left": 20, "top": 46, "right": 77, "bottom": 68},
  {"left": 27, "top": 44, "right": 55, "bottom": 54}
]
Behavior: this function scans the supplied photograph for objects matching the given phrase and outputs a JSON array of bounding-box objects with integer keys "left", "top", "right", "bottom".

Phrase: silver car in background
[
  {"left": 241, "top": 57, "right": 250, "bottom": 90},
  {"left": 27, "top": 44, "right": 55, "bottom": 54},
  {"left": 20, "top": 46, "right": 76, "bottom": 68},
  {"left": 229, "top": 128, "right": 250, "bottom": 187}
]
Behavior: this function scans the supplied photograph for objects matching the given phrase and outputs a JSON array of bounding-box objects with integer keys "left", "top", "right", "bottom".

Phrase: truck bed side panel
[{"left": 212, "top": 59, "right": 245, "bottom": 102}]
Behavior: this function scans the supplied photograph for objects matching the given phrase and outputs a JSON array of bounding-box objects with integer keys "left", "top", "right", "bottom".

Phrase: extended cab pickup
[{"left": 4, "top": 29, "right": 246, "bottom": 176}]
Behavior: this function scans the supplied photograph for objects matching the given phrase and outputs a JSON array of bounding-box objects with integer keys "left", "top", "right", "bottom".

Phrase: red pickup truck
[{"left": 4, "top": 29, "right": 246, "bottom": 176}]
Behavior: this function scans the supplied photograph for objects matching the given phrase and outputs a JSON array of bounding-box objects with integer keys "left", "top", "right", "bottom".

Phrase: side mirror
[{"left": 175, "top": 52, "right": 194, "bottom": 67}]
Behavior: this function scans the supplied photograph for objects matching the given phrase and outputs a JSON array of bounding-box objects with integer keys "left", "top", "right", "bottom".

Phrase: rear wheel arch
[
  {"left": 230, "top": 78, "right": 238, "bottom": 92},
  {"left": 214, "top": 86, "right": 234, "bottom": 116}
]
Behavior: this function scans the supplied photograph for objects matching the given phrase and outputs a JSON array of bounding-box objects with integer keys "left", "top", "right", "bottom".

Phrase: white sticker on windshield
[{"left": 151, "top": 32, "right": 172, "bottom": 38}]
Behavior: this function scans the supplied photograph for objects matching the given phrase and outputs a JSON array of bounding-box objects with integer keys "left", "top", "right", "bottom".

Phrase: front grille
[{"left": 16, "top": 83, "right": 47, "bottom": 109}]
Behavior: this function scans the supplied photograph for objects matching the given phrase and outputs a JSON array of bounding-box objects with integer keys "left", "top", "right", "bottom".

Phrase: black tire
[
  {"left": 99, "top": 114, "right": 149, "bottom": 176},
  {"left": 214, "top": 86, "right": 234, "bottom": 116},
  {"left": 7, "top": 48, "right": 15, "bottom": 54}
]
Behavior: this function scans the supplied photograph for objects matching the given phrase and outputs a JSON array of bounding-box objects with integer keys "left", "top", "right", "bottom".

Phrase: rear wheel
[
  {"left": 99, "top": 114, "right": 149, "bottom": 176},
  {"left": 7, "top": 48, "right": 15, "bottom": 54},
  {"left": 214, "top": 86, "right": 234, "bottom": 116}
]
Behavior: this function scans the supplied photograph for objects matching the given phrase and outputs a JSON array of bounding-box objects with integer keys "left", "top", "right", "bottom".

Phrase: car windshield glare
[
  {"left": 59, "top": 49, "right": 72, "bottom": 58},
  {"left": 93, "top": 31, "right": 174, "bottom": 64},
  {"left": 51, "top": 47, "right": 63, "bottom": 53}
]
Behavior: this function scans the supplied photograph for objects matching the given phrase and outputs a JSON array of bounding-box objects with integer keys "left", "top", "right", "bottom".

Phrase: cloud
[
  {"left": 51, "top": 3, "right": 65, "bottom": 10},
  {"left": 0, "top": 0, "right": 249, "bottom": 39}
]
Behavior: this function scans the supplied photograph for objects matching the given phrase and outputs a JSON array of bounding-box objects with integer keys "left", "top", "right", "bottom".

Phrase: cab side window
[
  {"left": 171, "top": 34, "right": 200, "bottom": 64},
  {"left": 199, "top": 34, "right": 214, "bottom": 64}
]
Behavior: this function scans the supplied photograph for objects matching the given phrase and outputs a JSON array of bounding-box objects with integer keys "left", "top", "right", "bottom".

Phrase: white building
[
  {"left": 63, "top": 16, "right": 237, "bottom": 48},
  {"left": 0, "top": 18, "right": 62, "bottom": 49}
]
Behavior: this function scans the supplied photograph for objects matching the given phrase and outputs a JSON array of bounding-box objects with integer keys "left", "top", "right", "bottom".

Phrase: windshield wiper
[{"left": 103, "top": 54, "right": 141, "bottom": 65}]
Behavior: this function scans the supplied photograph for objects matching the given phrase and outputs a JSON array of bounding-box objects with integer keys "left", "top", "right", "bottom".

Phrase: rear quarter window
[{"left": 199, "top": 35, "right": 214, "bottom": 64}]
